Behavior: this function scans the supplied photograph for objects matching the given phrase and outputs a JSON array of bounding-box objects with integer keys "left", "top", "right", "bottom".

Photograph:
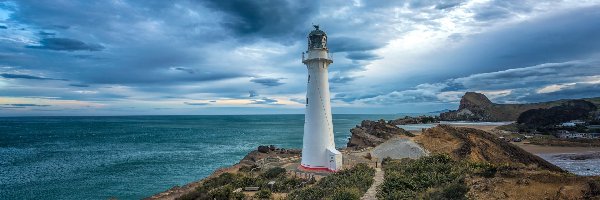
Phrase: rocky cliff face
[
  {"left": 346, "top": 119, "right": 413, "bottom": 149},
  {"left": 440, "top": 92, "right": 564, "bottom": 121}
]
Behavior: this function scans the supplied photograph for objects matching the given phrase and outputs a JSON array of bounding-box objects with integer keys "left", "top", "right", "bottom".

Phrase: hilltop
[{"left": 440, "top": 92, "right": 600, "bottom": 121}]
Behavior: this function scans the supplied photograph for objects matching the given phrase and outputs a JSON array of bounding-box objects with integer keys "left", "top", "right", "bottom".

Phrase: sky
[{"left": 0, "top": 0, "right": 599, "bottom": 116}]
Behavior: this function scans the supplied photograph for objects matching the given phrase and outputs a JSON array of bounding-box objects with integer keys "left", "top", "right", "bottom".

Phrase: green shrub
[
  {"left": 239, "top": 164, "right": 259, "bottom": 173},
  {"left": 327, "top": 187, "right": 361, "bottom": 200},
  {"left": 378, "top": 154, "right": 469, "bottom": 200},
  {"left": 254, "top": 189, "right": 272, "bottom": 199},
  {"left": 470, "top": 162, "right": 497, "bottom": 178},
  {"left": 176, "top": 187, "right": 209, "bottom": 200},
  {"left": 262, "top": 167, "right": 287, "bottom": 179},
  {"left": 231, "top": 191, "right": 245, "bottom": 200},
  {"left": 208, "top": 185, "right": 233, "bottom": 200},
  {"left": 423, "top": 180, "right": 469, "bottom": 200},
  {"left": 287, "top": 163, "right": 375, "bottom": 200},
  {"left": 287, "top": 187, "right": 326, "bottom": 200}
]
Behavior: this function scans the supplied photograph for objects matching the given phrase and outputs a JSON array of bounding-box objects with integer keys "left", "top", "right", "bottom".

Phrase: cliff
[
  {"left": 440, "top": 92, "right": 600, "bottom": 121},
  {"left": 346, "top": 119, "right": 414, "bottom": 149}
]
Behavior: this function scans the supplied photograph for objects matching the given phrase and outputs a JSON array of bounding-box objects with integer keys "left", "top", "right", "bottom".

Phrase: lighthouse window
[
  {"left": 308, "top": 75, "right": 310, "bottom": 83},
  {"left": 306, "top": 98, "right": 308, "bottom": 105}
]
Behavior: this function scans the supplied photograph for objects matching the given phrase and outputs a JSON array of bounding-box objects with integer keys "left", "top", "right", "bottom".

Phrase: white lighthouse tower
[{"left": 300, "top": 25, "right": 342, "bottom": 172}]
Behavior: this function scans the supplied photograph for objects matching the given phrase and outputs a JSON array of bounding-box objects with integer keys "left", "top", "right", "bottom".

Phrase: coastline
[{"left": 148, "top": 121, "right": 600, "bottom": 199}]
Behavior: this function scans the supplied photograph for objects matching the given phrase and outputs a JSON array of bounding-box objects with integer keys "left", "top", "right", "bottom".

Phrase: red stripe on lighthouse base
[{"left": 299, "top": 164, "right": 337, "bottom": 173}]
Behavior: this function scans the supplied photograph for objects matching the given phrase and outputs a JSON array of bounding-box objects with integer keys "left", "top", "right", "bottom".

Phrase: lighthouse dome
[{"left": 308, "top": 25, "right": 327, "bottom": 50}]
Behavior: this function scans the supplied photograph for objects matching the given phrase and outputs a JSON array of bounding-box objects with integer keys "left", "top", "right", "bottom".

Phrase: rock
[
  {"left": 257, "top": 146, "right": 270, "bottom": 153},
  {"left": 439, "top": 92, "right": 566, "bottom": 121},
  {"left": 388, "top": 115, "right": 439, "bottom": 125},
  {"left": 347, "top": 119, "right": 414, "bottom": 149}
]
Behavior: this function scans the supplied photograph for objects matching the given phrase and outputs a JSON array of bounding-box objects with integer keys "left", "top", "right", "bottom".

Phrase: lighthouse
[{"left": 300, "top": 25, "right": 342, "bottom": 172}]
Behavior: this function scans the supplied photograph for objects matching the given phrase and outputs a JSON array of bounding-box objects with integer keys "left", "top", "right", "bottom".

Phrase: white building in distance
[{"left": 300, "top": 25, "right": 342, "bottom": 172}]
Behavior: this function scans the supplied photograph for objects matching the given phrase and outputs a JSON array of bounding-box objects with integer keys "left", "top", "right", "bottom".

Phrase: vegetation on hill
[
  {"left": 176, "top": 167, "right": 302, "bottom": 200},
  {"left": 379, "top": 154, "right": 474, "bottom": 199},
  {"left": 517, "top": 100, "right": 597, "bottom": 132},
  {"left": 175, "top": 163, "right": 375, "bottom": 200},
  {"left": 287, "top": 163, "right": 375, "bottom": 200},
  {"left": 416, "top": 125, "right": 563, "bottom": 172}
]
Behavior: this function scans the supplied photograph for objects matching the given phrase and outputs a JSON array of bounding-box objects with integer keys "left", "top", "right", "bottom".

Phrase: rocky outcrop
[
  {"left": 388, "top": 115, "right": 439, "bottom": 125},
  {"left": 347, "top": 119, "right": 413, "bottom": 149},
  {"left": 440, "top": 92, "right": 564, "bottom": 121},
  {"left": 240, "top": 146, "right": 301, "bottom": 165}
]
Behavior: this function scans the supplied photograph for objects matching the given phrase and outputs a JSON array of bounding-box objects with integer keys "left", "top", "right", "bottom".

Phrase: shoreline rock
[{"left": 346, "top": 119, "right": 414, "bottom": 150}]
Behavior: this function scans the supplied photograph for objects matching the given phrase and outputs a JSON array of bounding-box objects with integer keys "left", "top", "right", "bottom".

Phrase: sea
[
  {"left": 0, "top": 114, "right": 410, "bottom": 200},
  {"left": 2, "top": 114, "right": 598, "bottom": 200}
]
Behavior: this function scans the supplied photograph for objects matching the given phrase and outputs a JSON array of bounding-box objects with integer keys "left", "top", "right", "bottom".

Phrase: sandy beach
[{"left": 512, "top": 142, "right": 600, "bottom": 154}]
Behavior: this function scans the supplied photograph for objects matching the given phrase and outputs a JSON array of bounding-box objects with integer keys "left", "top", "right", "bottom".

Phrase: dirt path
[{"left": 361, "top": 167, "right": 384, "bottom": 200}]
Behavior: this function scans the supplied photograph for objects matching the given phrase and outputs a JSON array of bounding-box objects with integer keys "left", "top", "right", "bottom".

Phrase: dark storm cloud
[
  {"left": 38, "top": 31, "right": 55, "bottom": 36},
  {"left": 524, "top": 83, "right": 600, "bottom": 103},
  {"left": 0, "top": 73, "right": 67, "bottom": 81},
  {"left": 450, "top": 60, "right": 600, "bottom": 91},
  {"left": 27, "top": 38, "right": 104, "bottom": 51},
  {"left": 420, "top": 6, "right": 600, "bottom": 82},
  {"left": 202, "top": 0, "right": 317, "bottom": 40},
  {"left": 250, "top": 78, "right": 284, "bottom": 87},
  {"left": 345, "top": 51, "right": 380, "bottom": 61},
  {"left": 68, "top": 83, "right": 89, "bottom": 87},
  {"left": 173, "top": 67, "right": 195, "bottom": 74},
  {"left": 328, "top": 37, "right": 386, "bottom": 53}
]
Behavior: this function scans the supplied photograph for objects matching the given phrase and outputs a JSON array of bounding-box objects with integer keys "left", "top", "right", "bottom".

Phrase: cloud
[
  {"left": 249, "top": 90, "right": 259, "bottom": 97},
  {"left": 39, "top": 31, "right": 55, "bottom": 36},
  {"left": 1, "top": 0, "right": 599, "bottom": 115},
  {"left": 289, "top": 98, "right": 305, "bottom": 104},
  {"left": 328, "top": 37, "right": 386, "bottom": 53},
  {"left": 202, "top": 0, "right": 317, "bottom": 40},
  {"left": 345, "top": 51, "right": 381, "bottom": 61},
  {"left": 250, "top": 78, "right": 284, "bottom": 87},
  {"left": 1, "top": 103, "right": 50, "bottom": 108},
  {"left": 0, "top": 73, "right": 67, "bottom": 81},
  {"left": 329, "top": 75, "right": 359, "bottom": 84},
  {"left": 249, "top": 97, "right": 279, "bottom": 104},
  {"left": 172, "top": 67, "right": 195, "bottom": 74},
  {"left": 68, "top": 83, "right": 89, "bottom": 87},
  {"left": 184, "top": 102, "right": 209, "bottom": 106},
  {"left": 27, "top": 38, "right": 104, "bottom": 51},
  {"left": 0, "top": 25, "right": 7, "bottom": 29},
  {"left": 450, "top": 60, "right": 600, "bottom": 91}
]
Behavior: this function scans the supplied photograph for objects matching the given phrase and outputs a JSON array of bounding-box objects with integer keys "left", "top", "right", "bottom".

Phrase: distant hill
[{"left": 439, "top": 92, "right": 600, "bottom": 121}]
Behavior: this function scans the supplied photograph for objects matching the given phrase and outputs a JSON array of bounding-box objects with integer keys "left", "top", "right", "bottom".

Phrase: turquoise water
[{"left": 0, "top": 114, "right": 408, "bottom": 200}]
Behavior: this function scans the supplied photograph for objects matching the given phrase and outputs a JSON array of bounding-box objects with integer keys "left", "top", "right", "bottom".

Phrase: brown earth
[{"left": 414, "top": 124, "right": 600, "bottom": 199}]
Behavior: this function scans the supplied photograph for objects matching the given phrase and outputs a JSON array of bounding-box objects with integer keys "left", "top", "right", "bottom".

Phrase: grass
[
  {"left": 378, "top": 154, "right": 503, "bottom": 200},
  {"left": 286, "top": 163, "right": 375, "bottom": 200}
]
